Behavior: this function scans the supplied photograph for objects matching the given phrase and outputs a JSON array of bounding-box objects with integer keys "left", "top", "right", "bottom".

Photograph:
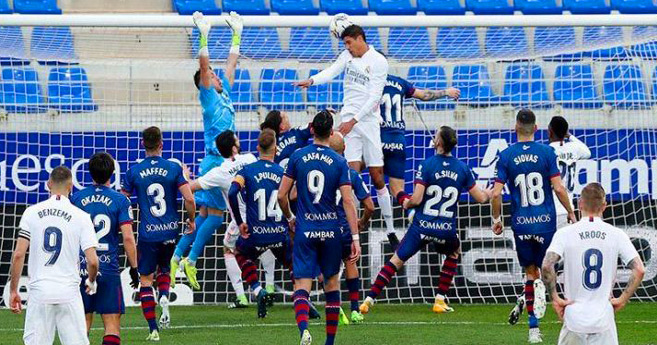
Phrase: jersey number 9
[
  {"left": 43, "top": 227, "right": 63, "bottom": 266},
  {"left": 308, "top": 170, "right": 325, "bottom": 204}
]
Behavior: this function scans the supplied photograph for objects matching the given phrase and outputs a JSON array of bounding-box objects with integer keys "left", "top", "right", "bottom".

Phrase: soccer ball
[{"left": 329, "top": 13, "right": 353, "bottom": 39}]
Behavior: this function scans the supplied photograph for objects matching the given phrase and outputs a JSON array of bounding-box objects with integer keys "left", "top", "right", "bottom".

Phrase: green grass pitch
[{"left": 1, "top": 303, "right": 656, "bottom": 344}]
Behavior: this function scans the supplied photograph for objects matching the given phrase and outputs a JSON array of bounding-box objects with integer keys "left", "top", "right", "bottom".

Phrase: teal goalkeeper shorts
[{"left": 195, "top": 154, "right": 226, "bottom": 210}]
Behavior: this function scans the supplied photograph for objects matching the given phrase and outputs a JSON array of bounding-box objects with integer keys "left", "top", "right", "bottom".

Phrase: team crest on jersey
[{"left": 365, "top": 66, "right": 371, "bottom": 74}]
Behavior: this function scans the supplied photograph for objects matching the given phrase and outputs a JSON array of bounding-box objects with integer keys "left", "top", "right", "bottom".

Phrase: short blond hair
[{"left": 580, "top": 182, "right": 606, "bottom": 212}]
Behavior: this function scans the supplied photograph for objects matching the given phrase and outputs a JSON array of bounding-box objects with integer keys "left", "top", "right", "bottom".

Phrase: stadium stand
[
  {"left": 307, "top": 69, "right": 344, "bottom": 109},
  {"left": 436, "top": 27, "right": 481, "bottom": 59},
  {"left": 553, "top": 64, "right": 602, "bottom": 109},
  {"left": 47, "top": 67, "right": 98, "bottom": 113},
  {"left": 191, "top": 27, "right": 231, "bottom": 60},
  {"left": 418, "top": 0, "right": 466, "bottom": 14},
  {"left": 534, "top": 26, "right": 581, "bottom": 61},
  {"left": 241, "top": 27, "right": 285, "bottom": 59},
  {"left": 466, "top": 0, "right": 514, "bottom": 14},
  {"left": 289, "top": 27, "right": 335, "bottom": 61},
  {"left": 259, "top": 68, "right": 304, "bottom": 111},
  {"left": 582, "top": 26, "right": 627, "bottom": 60},
  {"left": 406, "top": 66, "right": 454, "bottom": 110},
  {"left": 612, "top": 0, "right": 657, "bottom": 13},
  {"left": 218, "top": 68, "right": 256, "bottom": 111},
  {"left": 0, "top": 26, "right": 29, "bottom": 66},
  {"left": 271, "top": 0, "right": 320, "bottom": 15},
  {"left": 320, "top": 0, "right": 369, "bottom": 15},
  {"left": 452, "top": 65, "right": 503, "bottom": 106},
  {"left": 368, "top": 0, "right": 417, "bottom": 15},
  {"left": 173, "top": 0, "right": 221, "bottom": 15},
  {"left": 387, "top": 27, "right": 435, "bottom": 60},
  {"left": 603, "top": 64, "right": 651, "bottom": 109},
  {"left": 222, "top": 0, "right": 270, "bottom": 15},
  {"left": 563, "top": 0, "right": 611, "bottom": 14},
  {"left": 0, "top": 0, "right": 11, "bottom": 14},
  {"left": 31, "top": 27, "right": 77, "bottom": 65},
  {"left": 630, "top": 26, "right": 657, "bottom": 59},
  {"left": 503, "top": 64, "right": 551, "bottom": 108},
  {"left": 515, "top": 0, "right": 563, "bottom": 14},
  {"left": 0, "top": 67, "right": 47, "bottom": 113},
  {"left": 485, "top": 26, "right": 529, "bottom": 58},
  {"left": 13, "top": 0, "right": 61, "bottom": 14}
]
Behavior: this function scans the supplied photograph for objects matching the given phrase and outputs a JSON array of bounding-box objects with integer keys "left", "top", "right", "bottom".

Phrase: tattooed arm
[
  {"left": 412, "top": 88, "right": 460, "bottom": 101},
  {"left": 611, "top": 257, "right": 645, "bottom": 312},
  {"left": 542, "top": 251, "right": 572, "bottom": 320}
]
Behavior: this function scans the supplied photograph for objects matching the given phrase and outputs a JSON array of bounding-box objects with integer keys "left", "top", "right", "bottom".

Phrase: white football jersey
[
  {"left": 550, "top": 135, "right": 591, "bottom": 216},
  {"left": 18, "top": 195, "right": 98, "bottom": 304},
  {"left": 310, "top": 46, "right": 388, "bottom": 123},
  {"left": 197, "top": 153, "right": 257, "bottom": 220},
  {"left": 546, "top": 217, "right": 639, "bottom": 334}
]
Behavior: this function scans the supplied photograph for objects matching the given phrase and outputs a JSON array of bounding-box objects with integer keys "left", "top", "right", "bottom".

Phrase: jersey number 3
[{"left": 147, "top": 183, "right": 167, "bottom": 217}]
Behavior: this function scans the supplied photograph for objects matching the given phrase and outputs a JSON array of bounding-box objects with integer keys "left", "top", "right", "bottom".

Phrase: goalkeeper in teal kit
[{"left": 171, "top": 11, "right": 243, "bottom": 289}]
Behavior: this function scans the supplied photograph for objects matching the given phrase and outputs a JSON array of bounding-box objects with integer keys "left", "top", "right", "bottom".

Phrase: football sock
[
  {"left": 261, "top": 250, "right": 276, "bottom": 289},
  {"left": 525, "top": 280, "right": 538, "bottom": 328},
  {"left": 368, "top": 260, "right": 398, "bottom": 299},
  {"left": 293, "top": 289, "right": 310, "bottom": 336},
  {"left": 224, "top": 252, "right": 245, "bottom": 297},
  {"left": 437, "top": 256, "right": 458, "bottom": 297},
  {"left": 102, "top": 334, "right": 120, "bottom": 345},
  {"left": 236, "top": 254, "right": 261, "bottom": 295},
  {"left": 173, "top": 215, "right": 205, "bottom": 261},
  {"left": 376, "top": 188, "right": 395, "bottom": 234},
  {"left": 325, "top": 290, "right": 341, "bottom": 345},
  {"left": 139, "top": 287, "right": 158, "bottom": 332},
  {"left": 346, "top": 277, "right": 360, "bottom": 312},
  {"left": 188, "top": 214, "right": 224, "bottom": 265},
  {"left": 156, "top": 273, "right": 170, "bottom": 300}
]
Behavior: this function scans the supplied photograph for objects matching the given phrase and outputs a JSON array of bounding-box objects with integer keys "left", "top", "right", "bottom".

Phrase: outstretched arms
[
  {"left": 194, "top": 11, "right": 242, "bottom": 89},
  {"left": 412, "top": 88, "right": 460, "bottom": 102},
  {"left": 224, "top": 11, "right": 242, "bottom": 87}
]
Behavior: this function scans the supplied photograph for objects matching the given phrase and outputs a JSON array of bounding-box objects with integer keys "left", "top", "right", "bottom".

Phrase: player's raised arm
[
  {"left": 412, "top": 87, "right": 460, "bottom": 102},
  {"left": 224, "top": 11, "right": 242, "bottom": 87},
  {"left": 295, "top": 51, "right": 349, "bottom": 88},
  {"left": 9, "top": 234, "right": 29, "bottom": 314},
  {"left": 193, "top": 11, "right": 214, "bottom": 90},
  {"left": 566, "top": 133, "right": 592, "bottom": 159}
]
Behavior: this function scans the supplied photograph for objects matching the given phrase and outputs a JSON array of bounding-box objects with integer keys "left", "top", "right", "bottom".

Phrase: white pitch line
[{"left": 1, "top": 320, "right": 656, "bottom": 332}]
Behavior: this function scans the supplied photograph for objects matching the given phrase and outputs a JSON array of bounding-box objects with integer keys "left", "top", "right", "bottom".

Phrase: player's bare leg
[
  {"left": 100, "top": 313, "right": 122, "bottom": 344},
  {"left": 524, "top": 265, "right": 543, "bottom": 343},
  {"left": 85, "top": 314, "right": 93, "bottom": 335},
  {"left": 360, "top": 254, "right": 404, "bottom": 314},
  {"left": 139, "top": 274, "right": 160, "bottom": 341}
]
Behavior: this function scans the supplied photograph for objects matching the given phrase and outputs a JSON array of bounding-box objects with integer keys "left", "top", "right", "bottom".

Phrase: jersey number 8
[{"left": 582, "top": 248, "right": 603, "bottom": 290}]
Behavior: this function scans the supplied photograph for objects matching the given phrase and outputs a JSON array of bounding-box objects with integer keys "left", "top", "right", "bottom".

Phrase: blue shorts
[
  {"left": 80, "top": 274, "right": 125, "bottom": 315},
  {"left": 340, "top": 227, "right": 352, "bottom": 261},
  {"left": 381, "top": 131, "right": 406, "bottom": 180},
  {"left": 396, "top": 226, "right": 460, "bottom": 262},
  {"left": 138, "top": 240, "right": 176, "bottom": 275},
  {"left": 196, "top": 154, "right": 226, "bottom": 210},
  {"left": 294, "top": 228, "right": 342, "bottom": 279},
  {"left": 236, "top": 235, "right": 292, "bottom": 267},
  {"left": 513, "top": 232, "right": 556, "bottom": 268}
]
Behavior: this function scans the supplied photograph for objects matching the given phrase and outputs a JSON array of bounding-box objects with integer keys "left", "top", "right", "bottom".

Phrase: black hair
[
  {"left": 341, "top": 24, "right": 367, "bottom": 42},
  {"left": 50, "top": 166, "right": 72, "bottom": 185},
  {"left": 549, "top": 116, "right": 569, "bottom": 140},
  {"left": 89, "top": 152, "right": 115, "bottom": 185},
  {"left": 312, "top": 110, "right": 334, "bottom": 140},
  {"left": 142, "top": 126, "right": 162, "bottom": 151},
  {"left": 260, "top": 110, "right": 283, "bottom": 137},
  {"left": 439, "top": 126, "right": 458, "bottom": 153},
  {"left": 215, "top": 130, "right": 238, "bottom": 158},
  {"left": 193, "top": 66, "right": 213, "bottom": 90},
  {"left": 516, "top": 108, "right": 536, "bottom": 136}
]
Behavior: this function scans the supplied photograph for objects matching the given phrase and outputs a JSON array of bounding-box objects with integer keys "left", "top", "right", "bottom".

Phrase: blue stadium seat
[
  {"left": 0, "top": 67, "right": 47, "bottom": 113},
  {"left": 338, "top": 28, "right": 383, "bottom": 53},
  {"left": 222, "top": 0, "right": 270, "bottom": 15},
  {"left": 13, "top": 0, "right": 60, "bottom": 14},
  {"left": 271, "top": 0, "right": 319, "bottom": 14},
  {"left": 652, "top": 67, "right": 657, "bottom": 100},
  {"left": 563, "top": 0, "right": 610, "bottom": 14},
  {"left": 553, "top": 65, "right": 602, "bottom": 109},
  {"left": 503, "top": 65, "right": 551, "bottom": 108},
  {"left": 436, "top": 27, "right": 481, "bottom": 59},
  {"left": 485, "top": 27, "right": 529, "bottom": 59},
  {"left": 603, "top": 65, "right": 650, "bottom": 109},
  {"left": 534, "top": 27, "right": 582, "bottom": 61},
  {"left": 515, "top": 0, "right": 562, "bottom": 14},
  {"left": 0, "top": 0, "right": 12, "bottom": 14},
  {"left": 418, "top": 0, "right": 466, "bottom": 14},
  {"left": 307, "top": 69, "right": 343, "bottom": 109},
  {"left": 407, "top": 66, "right": 453, "bottom": 110},
  {"left": 0, "top": 27, "right": 29, "bottom": 66},
  {"left": 629, "top": 26, "right": 657, "bottom": 59},
  {"left": 582, "top": 26, "right": 627, "bottom": 60},
  {"left": 388, "top": 27, "right": 435, "bottom": 61},
  {"left": 289, "top": 27, "right": 335, "bottom": 61},
  {"left": 241, "top": 27, "right": 285, "bottom": 59},
  {"left": 320, "top": 0, "right": 368, "bottom": 15},
  {"left": 259, "top": 68, "right": 304, "bottom": 111},
  {"left": 612, "top": 0, "right": 657, "bottom": 13},
  {"left": 369, "top": 0, "right": 417, "bottom": 15},
  {"left": 173, "top": 0, "right": 221, "bottom": 15},
  {"left": 466, "top": 0, "right": 514, "bottom": 14},
  {"left": 217, "top": 68, "right": 256, "bottom": 111},
  {"left": 191, "top": 27, "right": 231, "bottom": 60},
  {"left": 48, "top": 67, "right": 97, "bottom": 113},
  {"left": 31, "top": 27, "right": 76, "bottom": 65},
  {"left": 452, "top": 65, "right": 504, "bottom": 106}
]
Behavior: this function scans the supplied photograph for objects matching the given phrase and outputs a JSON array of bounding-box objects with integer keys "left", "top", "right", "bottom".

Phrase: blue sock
[
  {"left": 174, "top": 215, "right": 205, "bottom": 260},
  {"left": 325, "top": 290, "right": 341, "bottom": 345},
  {"left": 346, "top": 278, "right": 360, "bottom": 312},
  {"left": 188, "top": 214, "right": 223, "bottom": 263}
]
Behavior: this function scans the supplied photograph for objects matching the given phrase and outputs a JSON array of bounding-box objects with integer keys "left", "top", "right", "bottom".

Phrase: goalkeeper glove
[
  {"left": 193, "top": 11, "right": 211, "bottom": 57},
  {"left": 225, "top": 11, "right": 243, "bottom": 54}
]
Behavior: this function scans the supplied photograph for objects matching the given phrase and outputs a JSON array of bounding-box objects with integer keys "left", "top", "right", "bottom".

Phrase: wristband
[
  {"left": 492, "top": 216, "right": 502, "bottom": 224},
  {"left": 229, "top": 44, "right": 240, "bottom": 55},
  {"left": 287, "top": 215, "right": 296, "bottom": 222},
  {"left": 199, "top": 46, "right": 209, "bottom": 57},
  {"left": 352, "top": 234, "right": 360, "bottom": 242}
]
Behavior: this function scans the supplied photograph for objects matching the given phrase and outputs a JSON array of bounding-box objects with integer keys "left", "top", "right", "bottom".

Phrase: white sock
[
  {"left": 252, "top": 285, "right": 263, "bottom": 297},
  {"left": 435, "top": 293, "right": 445, "bottom": 301},
  {"left": 224, "top": 253, "right": 245, "bottom": 297},
  {"left": 377, "top": 187, "right": 395, "bottom": 234},
  {"left": 260, "top": 250, "right": 276, "bottom": 288}
]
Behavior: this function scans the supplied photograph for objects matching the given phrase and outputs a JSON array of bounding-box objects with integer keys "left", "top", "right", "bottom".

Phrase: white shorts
[
  {"left": 344, "top": 120, "right": 383, "bottom": 167},
  {"left": 558, "top": 323, "right": 618, "bottom": 345},
  {"left": 223, "top": 220, "right": 240, "bottom": 249},
  {"left": 24, "top": 297, "right": 88, "bottom": 345}
]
